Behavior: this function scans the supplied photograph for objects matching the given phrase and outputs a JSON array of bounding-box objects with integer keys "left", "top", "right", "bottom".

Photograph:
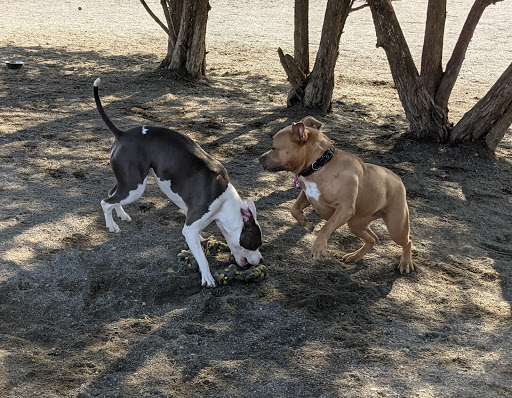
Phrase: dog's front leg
[
  {"left": 291, "top": 191, "right": 314, "bottom": 232},
  {"left": 182, "top": 225, "right": 216, "bottom": 287},
  {"left": 312, "top": 205, "right": 355, "bottom": 259}
]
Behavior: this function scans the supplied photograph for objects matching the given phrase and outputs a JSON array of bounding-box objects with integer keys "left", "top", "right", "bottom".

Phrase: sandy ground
[{"left": 1, "top": 1, "right": 512, "bottom": 397}]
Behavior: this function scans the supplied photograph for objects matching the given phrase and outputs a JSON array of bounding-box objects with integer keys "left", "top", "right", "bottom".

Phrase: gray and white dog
[{"left": 93, "top": 78, "right": 263, "bottom": 287}]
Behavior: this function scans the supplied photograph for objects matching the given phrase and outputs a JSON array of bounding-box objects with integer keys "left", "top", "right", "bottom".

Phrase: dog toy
[{"left": 177, "top": 237, "right": 267, "bottom": 284}]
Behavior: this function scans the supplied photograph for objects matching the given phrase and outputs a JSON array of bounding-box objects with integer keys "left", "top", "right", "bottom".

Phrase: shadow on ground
[{"left": 1, "top": 44, "right": 511, "bottom": 397}]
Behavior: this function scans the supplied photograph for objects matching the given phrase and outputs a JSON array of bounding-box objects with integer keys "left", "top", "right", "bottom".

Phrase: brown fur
[{"left": 259, "top": 116, "right": 413, "bottom": 273}]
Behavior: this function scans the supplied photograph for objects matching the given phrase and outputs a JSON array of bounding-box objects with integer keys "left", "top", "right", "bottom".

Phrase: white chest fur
[{"left": 299, "top": 176, "right": 321, "bottom": 201}]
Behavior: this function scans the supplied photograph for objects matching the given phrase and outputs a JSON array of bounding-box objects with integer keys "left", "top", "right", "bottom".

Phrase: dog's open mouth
[{"left": 241, "top": 257, "right": 249, "bottom": 267}]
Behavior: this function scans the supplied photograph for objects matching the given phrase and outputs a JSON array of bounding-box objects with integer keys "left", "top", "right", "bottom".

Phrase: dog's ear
[
  {"left": 301, "top": 116, "right": 322, "bottom": 130},
  {"left": 247, "top": 198, "right": 257, "bottom": 220},
  {"left": 291, "top": 122, "right": 308, "bottom": 143},
  {"left": 241, "top": 199, "right": 257, "bottom": 225},
  {"left": 240, "top": 199, "right": 262, "bottom": 250}
]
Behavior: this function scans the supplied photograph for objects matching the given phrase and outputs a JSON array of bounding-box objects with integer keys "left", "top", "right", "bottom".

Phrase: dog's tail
[{"left": 93, "top": 78, "right": 123, "bottom": 138}]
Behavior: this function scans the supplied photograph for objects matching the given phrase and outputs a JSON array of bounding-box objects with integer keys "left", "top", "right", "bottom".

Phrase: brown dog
[{"left": 259, "top": 116, "right": 413, "bottom": 273}]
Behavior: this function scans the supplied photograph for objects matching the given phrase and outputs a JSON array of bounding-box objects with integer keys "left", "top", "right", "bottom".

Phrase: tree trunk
[
  {"left": 162, "top": 0, "right": 183, "bottom": 56},
  {"left": 367, "top": 0, "right": 510, "bottom": 148},
  {"left": 303, "top": 0, "right": 351, "bottom": 112},
  {"left": 185, "top": 0, "right": 208, "bottom": 77},
  {"left": 141, "top": 0, "right": 209, "bottom": 79},
  {"left": 279, "top": 0, "right": 351, "bottom": 112},
  {"left": 167, "top": 0, "right": 209, "bottom": 78},
  {"left": 285, "top": 0, "right": 310, "bottom": 106},
  {"left": 449, "top": 62, "right": 512, "bottom": 150},
  {"left": 278, "top": 47, "right": 307, "bottom": 105},
  {"left": 294, "top": 0, "right": 309, "bottom": 75},
  {"left": 435, "top": 0, "right": 498, "bottom": 112},
  {"left": 367, "top": 0, "right": 448, "bottom": 141},
  {"left": 421, "top": 0, "right": 446, "bottom": 98}
]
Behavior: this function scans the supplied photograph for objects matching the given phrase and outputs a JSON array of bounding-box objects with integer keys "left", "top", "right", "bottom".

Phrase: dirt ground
[{"left": 1, "top": 1, "right": 511, "bottom": 397}]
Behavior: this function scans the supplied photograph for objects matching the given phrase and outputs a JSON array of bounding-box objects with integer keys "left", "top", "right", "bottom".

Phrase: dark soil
[{"left": 1, "top": 1, "right": 511, "bottom": 397}]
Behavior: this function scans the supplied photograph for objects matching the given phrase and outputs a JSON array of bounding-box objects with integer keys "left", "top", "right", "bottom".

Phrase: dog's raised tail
[{"left": 93, "top": 78, "right": 123, "bottom": 138}]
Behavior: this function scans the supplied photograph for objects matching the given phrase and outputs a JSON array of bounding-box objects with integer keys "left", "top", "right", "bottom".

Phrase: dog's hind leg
[
  {"left": 101, "top": 176, "right": 148, "bottom": 233},
  {"left": 343, "top": 217, "right": 379, "bottom": 263},
  {"left": 106, "top": 183, "right": 132, "bottom": 222},
  {"left": 383, "top": 204, "right": 413, "bottom": 273},
  {"left": 101, "top": 200, "right": 121, "bottom": 233},
  {"left": 114, "top": 205, "right": 132, "bottom": 222}
]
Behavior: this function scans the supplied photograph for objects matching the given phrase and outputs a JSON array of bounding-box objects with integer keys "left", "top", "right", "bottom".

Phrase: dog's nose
[
  {"left": 259, "top": 257, "right": 264, "bottom": 264},
  {"left": 258, "top": 154, "right": 269, "bottom": 169}
]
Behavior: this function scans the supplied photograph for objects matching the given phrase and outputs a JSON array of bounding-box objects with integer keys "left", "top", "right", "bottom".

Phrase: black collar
[{"left": 298, "top": 147, "right": 335, "bottom": 177}]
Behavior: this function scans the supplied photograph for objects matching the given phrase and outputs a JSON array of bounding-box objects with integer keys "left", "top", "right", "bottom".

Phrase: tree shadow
[
  {"left": 383, "top": 135, "right": 512, "bottom": 302},
  {"left": 1, "top": 43, "right": 510, "bottom": 396}
]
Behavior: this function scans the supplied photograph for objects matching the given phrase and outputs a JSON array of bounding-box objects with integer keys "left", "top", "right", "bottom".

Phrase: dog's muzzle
[{"left": 259, "top": 153, "right": 284, "bottom": 172}]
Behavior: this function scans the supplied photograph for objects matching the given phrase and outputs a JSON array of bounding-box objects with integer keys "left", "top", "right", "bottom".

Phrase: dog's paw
[
  {"left": 107, "top": 223, "right": 120, "bottom": 233},
  {"left": 343, "top": 250, "right": 364, "bottom": 263},
  {"left": 398, "top": 260, "right": 414, "bottom": 274},
  {"left": 118, "top": 213, "right": 132, "bottom": 222},
  {"left": 311, "top": 240, "right": 327, "bottom": 259},
  {"left": 114, "top": 206, "right": 132, "bottom": 222},
  {"left": 201, "top": 273, "right": 216, "bottom": 288}
]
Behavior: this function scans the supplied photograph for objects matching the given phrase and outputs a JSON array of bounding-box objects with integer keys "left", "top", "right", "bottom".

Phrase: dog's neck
[
  {"left": 293, "top": 131, "right": 334, "bottom": 176},
  {"left": 213, "top": 184, "right": 248, "bottom": 254},
  {"left": 213, "top": 184, "right": 242, "bottom": 232},
  {"left": 298, "top": 146, "right": 335, "bottom": 177}
]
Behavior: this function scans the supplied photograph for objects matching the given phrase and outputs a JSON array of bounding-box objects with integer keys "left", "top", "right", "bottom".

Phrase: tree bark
[
  {"left": 294, "top": 0, "right": 309, "bottom": 75},
  {"left": 303, "top": 0, "right": 352, "bottom": 112},
  {"left": 169, "top": 0, "right": 193, "bottom": 72},
  {"left": 278, "top": 48, "right": 307, "bottom": 97},
  {"left": 279, "top": 0, "right": 351, "bottom": 112},
  {"left": 421, "top": 0, "right": 446, "bottom": 98},
  {"left": 367, "top": 0, "right": 509, "bottom": 148},
  {"left": 141, "top": 0, "right": 208, "bottom": 78},
  {"left": 449, "top": 62, "right": 512, "bottom": 150},
  {"left": 285, "top": 0, "right": 310, "bottom": 106},
  {"left": 161, "top": 0, "right": 182, "bottom": 54},
  {"left": 435, "top": 0, "right": 501, "bottom": 112},
  {"left": 185, "top": 0, "right": 209, "bottom": 77},
  {"left": 160, "top": 0, "right": 208, "bottom": 78},
  {"left": 367, "top": 0, "right": 448, "bottom": 141}
]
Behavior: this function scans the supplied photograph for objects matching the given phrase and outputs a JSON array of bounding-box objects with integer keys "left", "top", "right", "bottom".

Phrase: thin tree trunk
[
  {"left": 278, "top": 47, "right": 307, "bottom": 99},
  {"left": 165, "top": 0, "right": 182, "bottom": 48},
  {"left": 449, "top": 62, "right": 512, "bottom": 150},
  {"left": 421, "top": 0, "right": 446, "bottom": 98},
  {"left": 186, "top": 0, "right": 209, "bottom": 77},
  {"left": 160, "top": 0, "right": 182, "bottom": 66},
  {"left": 435, "top": 0, "right": 502, "bottom": 111},
  {"left": 140, "top": 0, "right": 170, "bottom": 35},
  {"left": 367, "top": 0, "right": 448, "bottom": 141},
  {"left": 294, "top": 0, "right": 309, "bottom": 75},
  {"left": 286, "top": 0, "right": 310, "bottom": 106},
  {"left": 303, "top": 0, "right": 351, "bottom": 112}
]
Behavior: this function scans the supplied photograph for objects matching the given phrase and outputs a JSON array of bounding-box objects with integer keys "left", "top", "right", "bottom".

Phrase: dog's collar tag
[
  {"left": 294, "top": 176, "right": 300, "bottom": 189},
  {"left": 299, "top": 146, "right": 335, "bottom": 177}
]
